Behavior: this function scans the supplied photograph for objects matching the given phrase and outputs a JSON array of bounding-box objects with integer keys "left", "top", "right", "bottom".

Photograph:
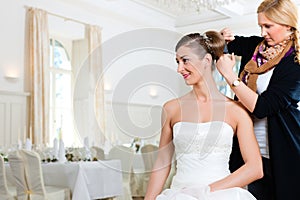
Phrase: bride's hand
[
  {"left": 181, "top": 185, "right": 210, "bottom": 199},
  {"left": 216, "top": 53, "right": 236, "bottom": 78}
]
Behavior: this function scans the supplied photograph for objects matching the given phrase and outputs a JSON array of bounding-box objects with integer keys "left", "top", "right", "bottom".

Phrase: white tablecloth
[{"left": 6, "top": 160, "right": 123, "bottom": 200}]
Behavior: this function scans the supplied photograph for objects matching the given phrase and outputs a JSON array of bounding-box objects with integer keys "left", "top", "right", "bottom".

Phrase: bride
[{"left": 144, "top": 31, "right": 263, "bottom": 200}]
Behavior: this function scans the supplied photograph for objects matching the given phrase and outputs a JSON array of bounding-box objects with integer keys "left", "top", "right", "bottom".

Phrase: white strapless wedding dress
[{"left": 156, "top": 121, "right": 256, "bottom": 200}]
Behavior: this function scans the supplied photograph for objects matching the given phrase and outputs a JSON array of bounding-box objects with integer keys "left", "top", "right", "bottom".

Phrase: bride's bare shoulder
[
  {"left": 163, "top": 92, "right": 191, "bottom": 109},
  {"left": 226, "top": 99, "right": 251, "bottom": 119},
  {"left": 163, "top": 98, "right": 180, "bottom": 111}
]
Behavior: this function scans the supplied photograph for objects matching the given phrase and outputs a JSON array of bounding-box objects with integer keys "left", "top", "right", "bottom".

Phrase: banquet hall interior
[{"left": 1, "top": 0, "right": 299, "bottom": 200}]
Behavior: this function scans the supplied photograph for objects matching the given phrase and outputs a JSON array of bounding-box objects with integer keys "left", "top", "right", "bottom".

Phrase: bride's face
[{"left": 176, "top": 46, "right": 206, "bottom": 85}]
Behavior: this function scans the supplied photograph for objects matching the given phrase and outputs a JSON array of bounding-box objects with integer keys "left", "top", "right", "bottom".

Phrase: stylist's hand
[
  {"left": 220, "top": 27, "right": 235, "bottom": 43},
  {"left": 216, "top": 53, "right": 236, "bottom": 80}
]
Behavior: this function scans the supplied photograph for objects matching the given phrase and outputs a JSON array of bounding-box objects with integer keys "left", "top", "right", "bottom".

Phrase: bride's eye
[{"left": 183, "top": 58, "right": 189, "bottom": 64}]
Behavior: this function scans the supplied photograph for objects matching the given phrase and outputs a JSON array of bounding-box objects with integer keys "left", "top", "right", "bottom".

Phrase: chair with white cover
[
  {"left": 91, "top": 146, "right": 105, "bottom": 160},
  {"left": 108, "top": 145, "right": 134, "bottom": 200},
  {"left": 141, "top": 144, "right": 158, "bottom": 172},
  {"left": 141, "top": 144, "right": 176, "bottom": 191},
  {"left": 9, "top": 149, "right": 71, "bottom": 200},
  {"left": 140, "top": 144, "right": 158, "bottom": 194},
  {"left": 0, "top": 154, "right": 16, "bottom": 200},
  {"left": 8, "top": 151, "right": 29, "bottom": 200},
  {"left": 163, "top": 159, "right": 176, "bottom": 190},
  {"left": 20, "top": 149, "right": 71, "bottom": 200}
]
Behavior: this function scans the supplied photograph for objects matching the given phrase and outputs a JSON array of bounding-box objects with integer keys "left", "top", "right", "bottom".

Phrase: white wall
[
  {"left": 2, "top": 0, "right": 299, "bottom": 94},
  {"left": 0, "top": 0, "right": 179, "bottom": 146},
  {"left": 0, "top": 0, "right": 26, "bottom": 92},
  {"left": 0, "top": 0, "right": 177, "bottom": 93},
  {"left": 0, "top": 0, "right": 283, "bottom": 146}
]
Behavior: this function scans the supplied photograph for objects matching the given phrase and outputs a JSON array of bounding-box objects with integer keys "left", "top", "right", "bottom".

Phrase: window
[
  {"left": 49, "top": 38, "right": 77, "bottom": 146},
  {"left": 213, "top": 56, "right": 241, "bottom": 99}
]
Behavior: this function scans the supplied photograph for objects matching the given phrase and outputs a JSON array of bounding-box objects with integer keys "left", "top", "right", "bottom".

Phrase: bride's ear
[{"left": 203, "top": 53, "right": 213, "bottom": 68}]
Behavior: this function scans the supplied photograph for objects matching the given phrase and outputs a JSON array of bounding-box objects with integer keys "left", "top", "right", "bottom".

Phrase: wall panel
[{"left": 0, "top": 91, "right": 29, "bottom": 148}]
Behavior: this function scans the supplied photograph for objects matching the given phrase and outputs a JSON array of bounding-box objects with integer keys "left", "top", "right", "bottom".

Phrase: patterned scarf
[{"left": 240, "top": 39, "right": 293, "bottom": 92}]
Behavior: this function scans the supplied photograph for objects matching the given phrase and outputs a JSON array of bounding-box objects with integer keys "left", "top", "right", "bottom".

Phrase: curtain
[
  {"left": 72, "top": 39, "right": 88, "bottom": 77},
  {"left": 27, "top": 8, "right": 50, "bottom": 145},
  {"left": 86, "top": 25, "right": 106, "bottom": 146},
  {"left": 72, "top": 39, "right": 89, "bottom": 146}
]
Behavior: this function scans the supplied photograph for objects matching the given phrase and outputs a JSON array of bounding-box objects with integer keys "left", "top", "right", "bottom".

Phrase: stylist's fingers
[
  {"left": 220, "top": 27, "right": 230, "bottom": 34},
  {"left": 224, "top": 53, "right": 235, "bottom": 63},
  {"left": 219, "top": 53, "right": 234, "bottom": 61},
  {"left": 223, "top": 28, "right": 232, "bottom": 36},
  {"left": 216, "top": 53, "right": 236, "bottom": 77},
  {"left": 220, "top": 27, "right": 235, "bottom": 42},
  {"left": 217, "top": 53, "right": 235, "bottom": 68},
  {"left": 231, "top": 53, "right": 235, "bottom": 61},
  {"left": 220, "top": 28, "right": 227, "bottom": 35}
]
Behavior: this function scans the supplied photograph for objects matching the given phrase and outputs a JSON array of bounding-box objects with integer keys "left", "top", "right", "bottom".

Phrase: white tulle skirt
[{"left": 156, "top": 186, "right": 256, "bottom": 200}]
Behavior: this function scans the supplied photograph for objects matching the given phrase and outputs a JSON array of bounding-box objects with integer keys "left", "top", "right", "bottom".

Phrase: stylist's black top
[{"left": 228, "top": 36, "right": 300, "bottom": 200}]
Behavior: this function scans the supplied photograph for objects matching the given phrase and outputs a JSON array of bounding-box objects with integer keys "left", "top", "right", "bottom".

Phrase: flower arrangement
[
  {"left": 41, "top": 147, "right": 94, "bottom": 163},
  {"left": 0, "top": 153, "right": 8, "bottom": 162},
  {"left": 130, "top": 137, "right": 141, "bottom": 153}
]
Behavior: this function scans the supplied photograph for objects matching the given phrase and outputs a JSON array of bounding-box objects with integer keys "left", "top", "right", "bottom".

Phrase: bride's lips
[{"left": 182, "top": 73, "right": 190, "bottom": 79}]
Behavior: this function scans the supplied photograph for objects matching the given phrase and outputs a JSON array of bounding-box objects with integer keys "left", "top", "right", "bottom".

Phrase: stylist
[{"left": 217, "top": 0, "right": 300, "bottom": 200}]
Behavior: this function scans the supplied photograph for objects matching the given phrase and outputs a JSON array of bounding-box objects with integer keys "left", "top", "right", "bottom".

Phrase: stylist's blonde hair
[{"left": 257, "top": 0, "right": 300, "bottom": 64}]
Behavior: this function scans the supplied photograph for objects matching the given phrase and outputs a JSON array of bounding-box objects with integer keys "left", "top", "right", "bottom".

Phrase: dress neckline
[{"left": 173, "top": 121, "right": 234, "bottom": 133}]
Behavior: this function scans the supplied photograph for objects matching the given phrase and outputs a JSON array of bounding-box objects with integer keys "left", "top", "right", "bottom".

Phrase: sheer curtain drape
[
  {"left": 72, "top": 38, "right": 89, "bottom": 146},
  {"left": 26, "top": 9, "right": 105, "bottom": 146},
  {"left": 27, "top": 8, "right": 50, "bottom": 145},
  {"left": 86, "top": 25, "right": 106, "bottom": 146}
]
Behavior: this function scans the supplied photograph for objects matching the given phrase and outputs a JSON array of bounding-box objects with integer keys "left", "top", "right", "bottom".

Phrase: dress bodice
[{"left": 171, "top": 121, "right": 234, "bottom": 189}]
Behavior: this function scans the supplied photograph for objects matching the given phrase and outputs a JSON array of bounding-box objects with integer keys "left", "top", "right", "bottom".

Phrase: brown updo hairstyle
[
  {"left": 175, "top": 31, "right": 225, "bottom": 63},
  {"left": 257, "top": 0, "right": 300, "bottom": 64}
]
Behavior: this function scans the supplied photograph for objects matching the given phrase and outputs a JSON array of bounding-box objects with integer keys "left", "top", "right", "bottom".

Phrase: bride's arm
[
  {"left": 144, "top": 101, "right": 175, "bottom": 200},
  {"left": 209, "top": 104, "right": 263, "bottom": 192}
]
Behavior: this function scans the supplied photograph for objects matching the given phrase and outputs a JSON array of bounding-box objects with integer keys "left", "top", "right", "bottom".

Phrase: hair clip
[
  {"left": 202, "top": 33, "right": 212, "bottom": 54},
  {"left": 202, "top": 33, "right": 212, "bottom": 41},
  {"left": 202, "top": 33, "right": 209, "bottom": 40}
]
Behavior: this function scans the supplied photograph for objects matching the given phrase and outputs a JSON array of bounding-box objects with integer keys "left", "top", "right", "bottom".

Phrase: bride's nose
[{"left": 177, "top": 62, "right": 184, "bottom": 73}]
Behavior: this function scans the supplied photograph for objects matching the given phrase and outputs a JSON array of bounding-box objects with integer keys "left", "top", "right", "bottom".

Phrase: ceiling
[
  {"left": 127, "top": 0, "right": 300, "bottom": 35},
  {"left": 48, "top": 0, "right": 300, "bottom": 40},
  {"left": 130, "top": 0, "right": 261, "bottom": 28}
]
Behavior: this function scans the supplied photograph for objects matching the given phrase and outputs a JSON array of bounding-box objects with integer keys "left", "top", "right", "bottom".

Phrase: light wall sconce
[
  {"left": 104, "top": 82, "right": 112, "bottom": 93},
  {"left": 4, "top": 70, "right": 20, "bottom": 82},
  {"left": 149, "top": 88, "right": 158, "bottom": 98}
]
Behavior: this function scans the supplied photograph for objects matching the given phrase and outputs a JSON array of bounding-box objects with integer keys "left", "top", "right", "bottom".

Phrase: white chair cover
[
  {"left": 140, "top": 144, "right": 159, "bottom": 194},
  {"left": 0, "top": 154, "right": 16, "bottom": 200},
  {"left": 108, "top": 145, "right": 134, "bottom": 200},
  {"left": 20, "top": 150, "right": 71, "bottom": 200},
  {"left": 91, "top": 146, "right": 105, "bottom": 160},
  {"left": 141, "top": 144, "right": 158, "bottom": 172},
  {"left": 8, "top": 151, "right": 28, "bottom": 200},
  {"left": 163, "top": 160, "right": 176, "bottom": 190},
  {"left": 141, "top": 145, "right": 175, "bottom": 191}
]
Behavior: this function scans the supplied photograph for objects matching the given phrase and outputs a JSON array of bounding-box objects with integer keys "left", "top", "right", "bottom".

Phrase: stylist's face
[{"left": 258, "top": 12, "right": 292, "bottom": 46}]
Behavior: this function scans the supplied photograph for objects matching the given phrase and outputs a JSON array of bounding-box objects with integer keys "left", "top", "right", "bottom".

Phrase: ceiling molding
[{"left": 214, "top": 2, "right": 245, "bottom": 17}]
